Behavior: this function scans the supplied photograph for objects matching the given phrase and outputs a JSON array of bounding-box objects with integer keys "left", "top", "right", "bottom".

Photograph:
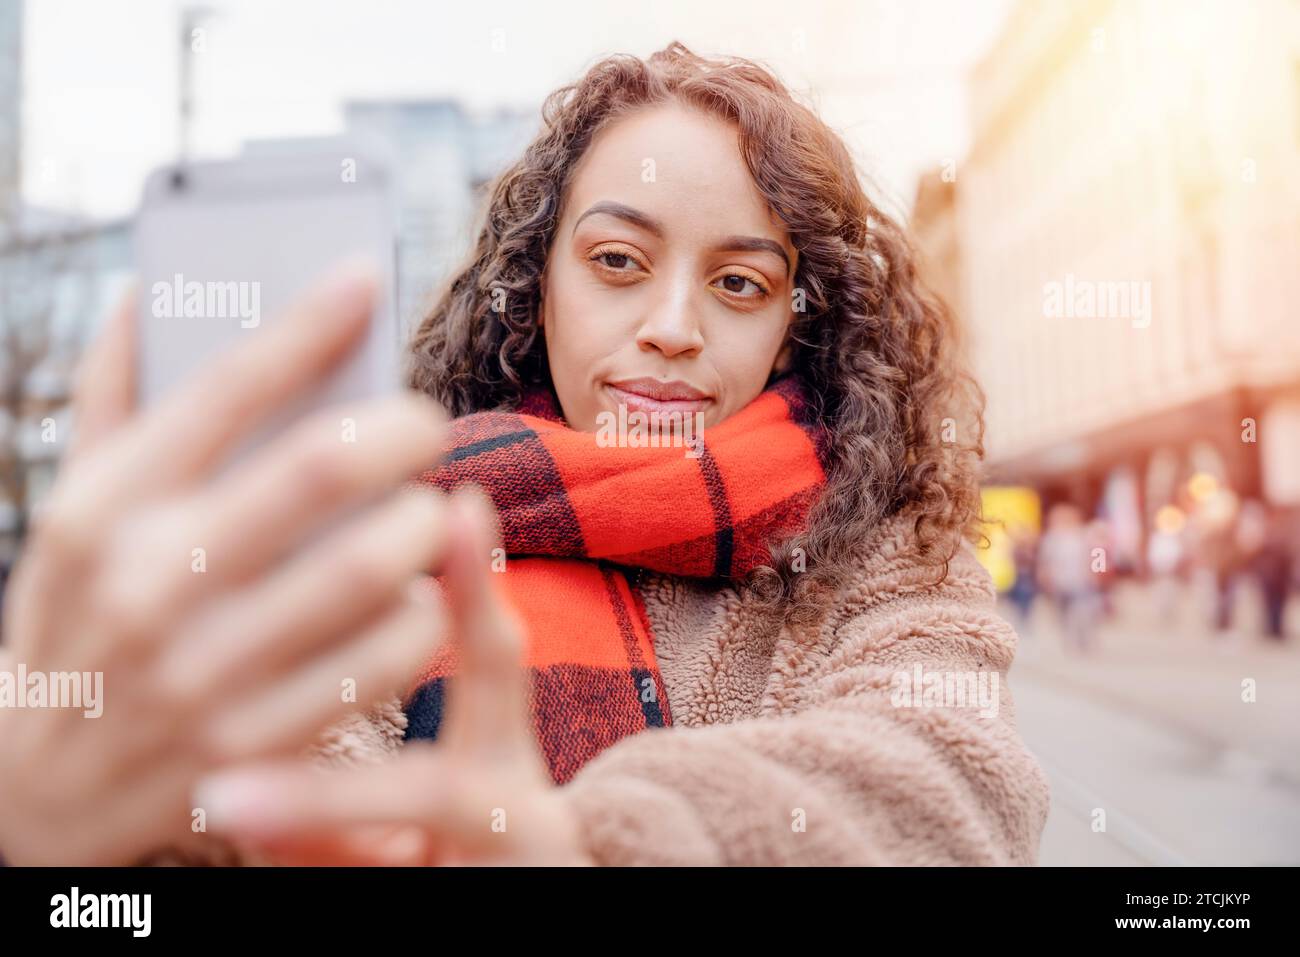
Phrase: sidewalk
[
  {"left": 1008, "top": 582, "right": 1300, "bottom": 784},
  {"left": 1006, "top": 582, "right": 1300, "bottom": 865}
]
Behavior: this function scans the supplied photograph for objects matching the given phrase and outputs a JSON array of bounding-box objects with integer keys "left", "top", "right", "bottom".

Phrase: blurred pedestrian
[
  {"left": 1190, "top": 489, "right": 1244, "bottom": 639},
  {"left": 1037, "top": 503, "right": 1101, "bottom": 655},
  {"left": 1007, "top": 526, "right": 1038, "bottom": 636},
  {"left": 1237, "top": 500, "right": 1293, "bottom": 642},
  {"left": 1146, "top": 519, "right": 1185, "bottom": 626}
]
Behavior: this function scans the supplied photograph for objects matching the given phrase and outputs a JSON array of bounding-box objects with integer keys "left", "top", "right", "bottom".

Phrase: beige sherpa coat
[{"left": 153, "top": 510, "right": 1051, "bottom": 866}]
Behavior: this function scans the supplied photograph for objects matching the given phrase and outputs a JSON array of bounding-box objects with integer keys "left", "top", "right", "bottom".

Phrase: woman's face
[{"left": 540, "top": 102, "right": 798, "bottom": 432}]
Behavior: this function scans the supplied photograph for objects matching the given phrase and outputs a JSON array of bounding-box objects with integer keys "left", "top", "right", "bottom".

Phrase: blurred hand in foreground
[
  {"left": 191, "top": 487, "right": 593, "bottom": 867},
  {"left": 0, "top": 265, "right": 460, "bottom": 865}
]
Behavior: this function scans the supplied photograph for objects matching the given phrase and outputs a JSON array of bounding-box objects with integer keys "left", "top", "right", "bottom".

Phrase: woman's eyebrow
[
  {"left": 712, "top": 236, "right": 790, "bottom": 276},
  {"left": 572, "top": 201, "right": 791, "bottom": 276},
  {"left": 572, "top": 201, "right": 664, "bottom": 237}
]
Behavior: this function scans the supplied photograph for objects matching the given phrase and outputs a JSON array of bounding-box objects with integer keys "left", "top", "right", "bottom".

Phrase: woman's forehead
[{"left": 563, "top": 103, "right": 795, "bottom": 254}]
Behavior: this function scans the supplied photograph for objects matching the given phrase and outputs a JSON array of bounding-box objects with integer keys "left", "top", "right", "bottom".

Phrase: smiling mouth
[{"left": 604, "top": 378, "right": 713, "bottom": 415}]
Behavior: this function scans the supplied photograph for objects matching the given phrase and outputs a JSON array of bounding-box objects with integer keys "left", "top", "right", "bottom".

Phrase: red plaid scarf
[{"left": 402, "top": 375, "right": 829, "bottom": 783}]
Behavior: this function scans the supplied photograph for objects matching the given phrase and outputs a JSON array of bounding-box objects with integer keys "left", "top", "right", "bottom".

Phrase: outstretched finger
[
  {"left": 440, "top": 486, "right": 535, "bottom": 757},
  {"left": 65, "top": 286, "right": 138, "bottom": 464},
  {"left": 252, "top": 824, "right": 433, "bottom": 867},
  {"left": 193, "top": 746, "right": 478, "bottom": 842}
]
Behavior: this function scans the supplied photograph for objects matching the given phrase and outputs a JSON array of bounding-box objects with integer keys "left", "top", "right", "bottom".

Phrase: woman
[{"left": 0, "top": 44, "right": 1050, "bottom": 866}]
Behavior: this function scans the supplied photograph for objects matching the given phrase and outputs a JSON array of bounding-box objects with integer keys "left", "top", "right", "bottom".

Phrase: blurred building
[
  {"left": 0, "top": 0, "right": 132, "bottom": 558},
  {"left": 915, "top": 0, "right": 1300, "bottom": 562},
  {"left": 246, "top": 100, "right": 535, "bottom": 334},
  {"left": 0, "top": 94, "right": 535, "bottom": 550},
  {"left": 0, "top": 0, "right": 20, "bottom": 235},
  {"left": 343, "top": 100, "right": 537, "bottom": 334},
  {"left": 0, "top": 215, "right": 131, "bottom": 550},
  {"left": 910, "top": 170, "right": 961, "bottom": 322}
]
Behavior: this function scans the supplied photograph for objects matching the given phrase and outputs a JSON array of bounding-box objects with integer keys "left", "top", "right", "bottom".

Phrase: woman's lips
[{"left": 604, "top": 379, "right": 713, "bottom": 416}]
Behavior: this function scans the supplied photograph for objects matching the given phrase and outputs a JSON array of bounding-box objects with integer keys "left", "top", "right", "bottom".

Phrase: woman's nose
[{"left": 635, "top": 281, "right": 705, "bottom": 358}]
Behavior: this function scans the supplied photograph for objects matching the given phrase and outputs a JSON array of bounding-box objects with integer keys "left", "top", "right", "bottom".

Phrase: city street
[{"left": 1009, "top": 586, "right": 1300, "bottom": 866}]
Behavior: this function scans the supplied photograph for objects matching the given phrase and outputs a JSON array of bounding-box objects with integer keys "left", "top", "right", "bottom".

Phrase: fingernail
[
  {"left": 193, "top": 774, "right": 280, "bottom": 833},
  {"left": 319, "top": 257, "right": 380, "bottom": 317},
  {"left": 443, "top": 489, "right": 493, "bottom": 603},
  {"left": 455, "top": 484, "right": 496, "bottom": 541},
  {"left": 405, "top": 575, "right": 442, "bottom": 607}
]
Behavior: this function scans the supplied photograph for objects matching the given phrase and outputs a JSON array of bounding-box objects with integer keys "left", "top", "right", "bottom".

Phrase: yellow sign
[{"left": 976, "top": 487, "right": 1041, "bottom": 592}]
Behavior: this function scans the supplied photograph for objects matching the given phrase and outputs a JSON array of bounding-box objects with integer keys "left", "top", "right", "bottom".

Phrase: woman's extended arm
[
  {"left": 195, "top": 544, "right": 1051, "bottom": 867},
  {"left": 562, "top": 552, "right": 1052, "bottom": 866}
]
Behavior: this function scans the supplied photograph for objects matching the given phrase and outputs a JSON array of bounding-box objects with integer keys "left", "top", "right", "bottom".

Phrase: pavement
[{"left": 1005, "top": 582, "right": 1300, "bottom": 866}]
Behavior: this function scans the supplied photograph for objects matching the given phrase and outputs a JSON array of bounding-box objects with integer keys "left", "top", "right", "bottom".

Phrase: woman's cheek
[{"left": 544, "top": 316, "right": 612, "bottom": 430}]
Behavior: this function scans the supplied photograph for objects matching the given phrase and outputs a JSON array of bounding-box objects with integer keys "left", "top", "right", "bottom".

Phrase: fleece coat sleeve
[{"left": 560, "top": 544, "right": 1052, "bottom": 866}]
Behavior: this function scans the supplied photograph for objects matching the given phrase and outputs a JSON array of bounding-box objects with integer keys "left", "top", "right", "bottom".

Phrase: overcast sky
[{"left": 21, "top": 0, "right": 1011, "bottom": 220}]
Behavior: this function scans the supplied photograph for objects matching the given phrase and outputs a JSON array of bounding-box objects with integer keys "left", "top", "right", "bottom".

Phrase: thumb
[
  {"left": 65, "top": 285, "right": 137, "bottom": 464},
  {"left": 442, "top": 484, "right": 533, "bottom": 754}
]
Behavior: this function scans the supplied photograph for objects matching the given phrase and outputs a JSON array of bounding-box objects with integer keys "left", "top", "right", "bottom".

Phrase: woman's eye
[
  {"left": 594, "top": 251, "right": 639, "bottom": 271},
  {"left": 714, "top": 274, "right": 766, "bottom": 297}
]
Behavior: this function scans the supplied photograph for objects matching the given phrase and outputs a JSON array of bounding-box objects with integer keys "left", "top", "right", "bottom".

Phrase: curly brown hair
[{"left": 408, "top": 41, "right": 985, "bottom": 617}]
